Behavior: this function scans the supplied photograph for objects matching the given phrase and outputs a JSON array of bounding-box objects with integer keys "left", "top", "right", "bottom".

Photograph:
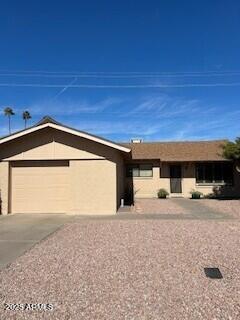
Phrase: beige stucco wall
[
  {"left": 69, "top": 159, "right": 117, "bottom": 214},
  {"left": 0, "top": 128, "right": 125, "bottom": 215},
  {"left": 0, "top": 128, "right": 120, "bottom": 161},
  {"left": 126, "top": 161, "right": 240, "bottom": 199},
  {"left": 0, "top": 161, "right": 9, "bottom": 215},
  {"left": 126, "top": 161, "right": 169, "bottom": 198}
]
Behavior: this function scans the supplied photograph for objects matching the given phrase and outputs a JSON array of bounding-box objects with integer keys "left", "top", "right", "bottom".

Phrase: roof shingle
[{"left": 121, "top": 140, "right": 228, "bottom": 161}]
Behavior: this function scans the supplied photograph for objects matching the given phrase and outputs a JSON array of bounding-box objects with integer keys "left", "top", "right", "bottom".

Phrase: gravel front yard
[
  {"left": 132, "top": 198, "right": 240, "bottom": 218},
  {"left": 0, "top": 219, "right": 240, "bottom": 320},
  {"left": 196, "top": 199, "right": 240, "bottom": 219},
  {"left": 132, "top": 198, "right": 186, "bottom": 214}
]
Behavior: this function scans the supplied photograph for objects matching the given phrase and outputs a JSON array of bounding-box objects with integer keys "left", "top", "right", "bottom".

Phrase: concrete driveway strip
[
  {"left": 0, "top": 214, "right": 73, "bottom": 270},
  {"left": 169, "top": 198, "right": 231, "bottom": 219}
]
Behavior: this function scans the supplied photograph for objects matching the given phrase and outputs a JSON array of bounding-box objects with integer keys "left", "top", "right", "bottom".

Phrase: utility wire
[
  {"left": 0, "top": 82, "right": 240, "bottom": 88},
  {"left": 1, "top": 70, "right": 240, "bottom": 77},
  {"left": 1, "top": 73, "right": 240, "bottom": 78}
]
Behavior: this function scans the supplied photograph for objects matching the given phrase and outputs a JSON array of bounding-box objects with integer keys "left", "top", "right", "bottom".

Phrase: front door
[{"left": 170, "top": 165, "right": 182, "bottom": 193}]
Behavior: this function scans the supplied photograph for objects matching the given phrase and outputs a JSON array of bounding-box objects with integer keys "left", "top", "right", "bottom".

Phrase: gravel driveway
[
  {"left": 132, "top": 198, "right": 240, "bottom": 219},
  {"left": 0, "top": 219, "right": 240, "bottom": 320},
  {"left": 195, "top": 199, "right": 240, "bottom": 219},
  {"left": 132, "top": 198, "right": 185, "bottom": 214}
]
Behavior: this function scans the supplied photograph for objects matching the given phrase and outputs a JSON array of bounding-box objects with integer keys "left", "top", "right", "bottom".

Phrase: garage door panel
[{"left": 11, "top": 161, "right": 69, "bottom": 214}]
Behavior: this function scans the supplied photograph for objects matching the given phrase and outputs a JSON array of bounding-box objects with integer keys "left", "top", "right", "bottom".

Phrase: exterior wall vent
[{"left": 131, "top": 138, "right": 143, "bottom": 143}]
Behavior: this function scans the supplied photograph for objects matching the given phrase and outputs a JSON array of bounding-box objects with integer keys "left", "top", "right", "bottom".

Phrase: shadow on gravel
[
  {"left": 74, "top": 212, "right": 234, "bottom": 221},
  {"left": 168, "top": 198, "right": 233, "bottom": 220}
]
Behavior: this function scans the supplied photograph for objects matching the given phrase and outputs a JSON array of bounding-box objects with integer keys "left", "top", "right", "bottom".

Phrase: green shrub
[
  {"left": 190, "top": 190, "right": 203, "bottom": 199},
  {"left": 157, "top": 188, "right": 169, "bottom": 198}
]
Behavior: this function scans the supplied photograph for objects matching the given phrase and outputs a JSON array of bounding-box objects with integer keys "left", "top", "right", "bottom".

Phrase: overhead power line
[
  {"left": 1, "top": 70, "right": 240, "bottom": 78},
  {"left": 1, "top": 73, "right": 240, "bottom": 78},
  {"left": 1, "top": 82, "right": 240, "bottom": 88},
  {"left": 1, "top": 69, "right": 240, "bottom": 73}
]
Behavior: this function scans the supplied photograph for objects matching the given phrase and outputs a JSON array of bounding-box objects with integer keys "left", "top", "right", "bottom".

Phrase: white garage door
[{"left": 11, "top": 160, "right": 70, "bottom": 214}]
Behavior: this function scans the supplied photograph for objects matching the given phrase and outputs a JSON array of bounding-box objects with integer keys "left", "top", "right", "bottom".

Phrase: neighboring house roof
[
  {"left": 121, "top": 140, "right": 228, "bottom": 161},
  {"left": 0, "top": 116, "right": 131, "bottom": 153},
  {"left": 35, "top": 115, "right": 62, "bottom": 126}
]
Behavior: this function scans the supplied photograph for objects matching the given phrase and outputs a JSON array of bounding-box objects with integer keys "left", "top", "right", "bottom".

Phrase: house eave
[{"left": 0, "top": 123, "right": 131, "bottom": 153}]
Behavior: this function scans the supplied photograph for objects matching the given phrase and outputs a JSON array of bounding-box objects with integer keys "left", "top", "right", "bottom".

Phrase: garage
[
  {"left": 10, "top": 160, "right": 70, "bottom": 214},
  {"left": 0, "top": 116, "right": 130, "bottom": 215}
]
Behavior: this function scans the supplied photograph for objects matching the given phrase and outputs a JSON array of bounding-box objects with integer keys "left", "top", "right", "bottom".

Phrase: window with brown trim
[
  {"left": 126, "top": 164, "right": 153, "bottom": 177},
  {"left": 196, "top": 162, "right": 233, "bottom": 184}
]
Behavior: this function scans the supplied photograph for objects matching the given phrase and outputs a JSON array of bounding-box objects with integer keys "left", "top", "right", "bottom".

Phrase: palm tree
[
  {"left": 22, "top": 111, "right": 32, "bottom": 129},
  {"left": 4, "top": 107, "right": 15, "bottom": 134}
]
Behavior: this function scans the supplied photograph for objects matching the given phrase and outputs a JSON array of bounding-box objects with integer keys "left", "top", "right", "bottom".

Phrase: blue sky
[{"left": 0, "top": 0, "right": 239, "bottom": 141}]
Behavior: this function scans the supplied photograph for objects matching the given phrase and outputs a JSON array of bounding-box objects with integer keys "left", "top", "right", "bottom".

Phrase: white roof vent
[{"left": 131, "top": 138, "right": 143, "bottom": 143}]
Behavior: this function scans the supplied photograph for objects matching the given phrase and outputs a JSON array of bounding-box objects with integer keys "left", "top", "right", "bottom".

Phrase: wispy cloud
[
  {"left": 0, "top": 93, "right": 239, "bottom": 141},
  {"left": 69, "top": 119, "right": 171, "bottom": 137},
  {"left": 130, "top": 95, "right": 168, "bottom": 113},
  {"left": 160, "top": 109, "right": 240, "bottom": 141},
  {"left": 25, "top": 97, "right": 123, "bottom": 116},
  {"left": 126, "top": 94, "right": 200, "bottom": 119}
]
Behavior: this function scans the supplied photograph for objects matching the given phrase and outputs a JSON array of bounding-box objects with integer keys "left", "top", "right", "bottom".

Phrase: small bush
[
  {"left": 190, "top": 190, "right": 203, "bottom": 199},
  {"left": 157, "top": 188, "right": 169, "bottom": 198}
]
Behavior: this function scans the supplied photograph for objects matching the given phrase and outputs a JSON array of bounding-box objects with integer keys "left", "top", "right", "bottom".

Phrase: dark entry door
[{"left": 170, "top": 165, "right": 182, "bottom": 193}]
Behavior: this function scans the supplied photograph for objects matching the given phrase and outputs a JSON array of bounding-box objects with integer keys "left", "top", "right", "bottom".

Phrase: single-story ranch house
[{"left": 0, "top": 116, "right": 239, "bottom": 215}]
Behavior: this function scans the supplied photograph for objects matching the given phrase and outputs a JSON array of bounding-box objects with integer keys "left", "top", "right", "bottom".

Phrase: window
[
  {"left": 205, "top": 164, "right": 213, "bottom": 183},
  {"left": 126, "top": 164, "right": 153, "bottom": 177},
  {"left": 196, "top": 162, "right": 233, "bottom": 184}
]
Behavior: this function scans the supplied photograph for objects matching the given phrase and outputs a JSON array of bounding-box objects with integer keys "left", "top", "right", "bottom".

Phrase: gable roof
[
  {"left": 0, "top": 116, "right": 229, "bottom": 160},
  {"left": 35, "top": 115, "right": 62, "bottom": 126},
  {"left": 0, "top": 116, "right": 131, "bottom": 153},
  {"left": 121, "top": 140, "right": 228, "bottom": 161}
]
